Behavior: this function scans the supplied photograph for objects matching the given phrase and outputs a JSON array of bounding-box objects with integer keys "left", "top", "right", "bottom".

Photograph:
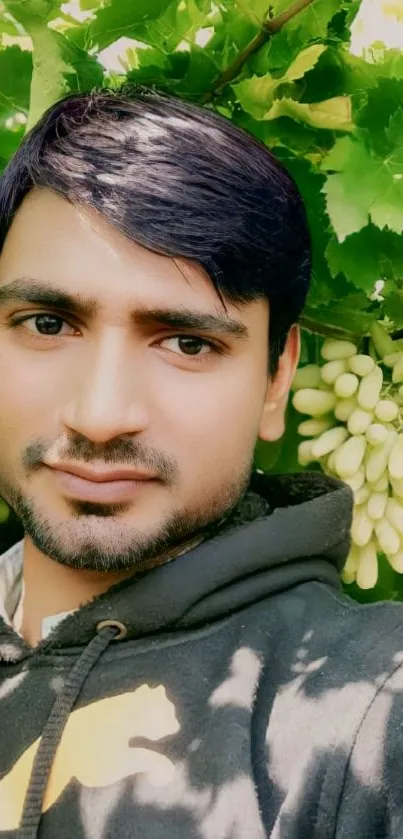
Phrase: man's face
[{"left": 0, "top": 188, "right": 297, "bottom": 572}]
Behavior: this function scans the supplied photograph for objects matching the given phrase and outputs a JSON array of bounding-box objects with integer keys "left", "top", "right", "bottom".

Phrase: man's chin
[
  {"left": 16, "top": 501, "right": 210, "bottom": 573},
  {"left": 6, "top": 466, "right": 252, "bottom": 573}
]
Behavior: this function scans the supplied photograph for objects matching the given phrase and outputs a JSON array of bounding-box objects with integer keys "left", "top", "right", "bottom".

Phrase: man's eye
[
  {"left": 11, "top": 317, "right": 220, "bottom": 359},
  {"left": 160, "top": 336, "right": 215, "bottom": 357},
  {"left": 13, "top": 314, "right": 76, "bottom": 336}
]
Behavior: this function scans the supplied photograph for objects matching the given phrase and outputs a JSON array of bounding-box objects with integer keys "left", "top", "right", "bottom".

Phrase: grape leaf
[
  {"left": 0, "top": 46, "right": 32, "bottom": 111},
  {"left": 289, "top": 47, "right": 342, "bottom": 105},
  {"left": 228, "top": 0, "right": 268, "bottom": 20},
  {"left": 233, "top": 45, "right": 327, "bottom": 120},
  {"left": 136, "top": 2, "right": 188, "bottom": 54},
  {"left": 323, "top": 134, "right": 403, "bottom": 240},
  {"left": 274, "top": 153, "right": 340, "bottom": 309},
  {"left": 79, "top": 0, "right": 103, "bottom": 10},
  {"left": 169, "top": 47, "right": 219, "bottom": 98},
  {"left": 58, "top": 31, "right": 104, "bottom": 92},
  {"left": 353, "top": 44, "right": 403, "bottom": 82},
  {"left": 4, "top": 0, "right": 60, "bottom": 24},
  {"left": 326, "top": 228, "right": 380, "bottom": 291},
  {"left": 27, "top": 25, "right": 72, "bottom": 130},
  {"left": 378, "top": 230, "right": 403, "bottom": 280},
  {"left": 232, "top": 74, "right": 279, "bottom": 119},
  {"left": 0, "top": 122, "right": 24, "bottom": 170},
  {"left": 0, "top": 13, "right": 22, "bottom": 35},
  {"left": 383, "top": 292, "right": 403, "bottom": 324},
  {"left": 380, "top": 47, "right": 403, "bottom": 79},
  {"left": 250, "top": 0, "right": 339, "bottom": 78},
  {"left": 192, "top": 0, "right": 214, "bottom": 11},
  {"left": 220, "top": 5, "right": 257, "bottom": 52},
  {"left": 264, "top": 96, "right": 353, "bottom": 132},
  {"left": 386, "top": 107, "right": 403, "bottom": 174},
  {"left": 270, "top": 0, "right": 340, "bottom": 42},
  {"left": 357, "top": 77, "right": 403, "bottom": 156},
  {"left": 370, "top": 179, "right": 403, "bottom": 234},
  {"left": 236, "top": 110, "right": 327, "bottom": 154},
  {"left": 249, "top": 34, "right": 299, "bottom": 76},
  {"left": 340, "top": 50, "right": 381, "bottom": 96},
  {"left": 124, "top": 44, "right": 171, "bottom": 86},
  {"left": 282, "top": 43, "right": 327, "bottom": 81},
  {"left": 76, "top": 0, "right": 175, "bottom": 51},
  {"left": 165, "top": 0, "right": 211, "bottom": 45},
  {"left": 25, "top": 25, "right": 104, "bottom": 129}
]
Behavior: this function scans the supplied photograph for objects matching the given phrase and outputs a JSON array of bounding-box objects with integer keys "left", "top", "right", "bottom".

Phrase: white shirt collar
[{"left": 0, "top": 540, "right": 74, "bottom": 640}]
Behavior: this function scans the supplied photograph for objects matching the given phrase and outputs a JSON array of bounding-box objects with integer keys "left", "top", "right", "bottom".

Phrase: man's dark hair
[{"left": 0, "top": 86, "right": 311, "bottom": 374}]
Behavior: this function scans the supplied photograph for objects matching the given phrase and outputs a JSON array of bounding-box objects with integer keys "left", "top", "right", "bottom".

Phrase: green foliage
[{"left": 0, "top": 0, "right": 402, "bottom": 601}]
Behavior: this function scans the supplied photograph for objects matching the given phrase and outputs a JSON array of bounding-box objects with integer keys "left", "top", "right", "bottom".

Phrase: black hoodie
[{"left": 1, "top": 471, "right": 403, "bottom": 839}]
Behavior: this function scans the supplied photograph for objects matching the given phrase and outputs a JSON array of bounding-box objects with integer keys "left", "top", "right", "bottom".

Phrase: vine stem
[
  {"left": 299, "top": 315, "right": 360, "bottom": 342},
  {"left": 202, "top": 0, "right": 316, "bottom": 103}
]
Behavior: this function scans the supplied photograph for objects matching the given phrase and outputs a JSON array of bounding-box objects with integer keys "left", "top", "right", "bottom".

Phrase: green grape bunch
[{"left": 292, "top": 324, "right": 403, "bottom": 591}]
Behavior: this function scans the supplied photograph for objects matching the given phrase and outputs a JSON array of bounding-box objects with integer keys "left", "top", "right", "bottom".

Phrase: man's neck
[
  {"left": 17, "top": 496, "right": 247, "bottom": 647},
  {"left": 19, "top": 538, "right": 135, "bottom": 647},
  {"left": 19, "top": 533, "right": 206, "bottom": 648}
]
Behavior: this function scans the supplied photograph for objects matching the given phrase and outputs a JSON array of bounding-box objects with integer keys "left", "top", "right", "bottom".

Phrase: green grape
[
  {"left": 334, "top": 373, "right": 359, "bottom": 399},
  {"left": 366, "top": 423, "right": 389, "bottom": 446},
  {"left": 321, "top": 360, "right": 346, "bottom": 385},
  {"left": 321, "top": 340, "right": 357, "bottom": 361},
  {"left": 357, "top": 367, "right": 383, "bottom": 411},
  {"left": 297, "top": 417, "right": 334, "bottom": 437},
  {"left": 375, "top": 519, "right": 400, "bottom": 556},
  {"left": 351, "top": 506, "right": 373, "bottom": 547},
  {"left": 354, "top": 484, "right": 371, "bottom": 505},
  {"left": 311, "top": 426, "right": 348, "bottom": 459},
  {"left": 334, "top": 396, "right": 358, "bottom": 422},
  {"left": 367, "top": 492, "right": 388, "bottom": 521},
  {"left": 348, "top": 408, "right": 373, "bottom": 435},
  {"left": 292, "top": 388, "right": 336, "bottom": 417},
  {"left": 393, "top": 355, "right": 403, "bottom": 384},
  {"left": 374, "top": 399, "right": 399, "bottom": 422},
  {"left": 388, "top": 435, "right": 403, "bottom": 480},
  {"left": 334, "top": 435, "right": 366, "bottom": 478},
  {"left": 292, "top": 364, "right": 322, "bottom": 390},
  {"left": 385, "top": 497, "right": 403, "bottom": 535},
  {"left": 356, "top": 540, "right": 378, "bottom": 589},
  {"left": 348, "top": 354, "right": 375, "bottom": 377}
]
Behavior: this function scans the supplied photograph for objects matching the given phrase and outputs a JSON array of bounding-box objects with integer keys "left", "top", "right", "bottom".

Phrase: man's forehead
[
  {"left": 0, "top": 187, "right": 268, "bottom": 337},
  {"left": 1, "top": 188, "right": 210, "bottom": 290}
]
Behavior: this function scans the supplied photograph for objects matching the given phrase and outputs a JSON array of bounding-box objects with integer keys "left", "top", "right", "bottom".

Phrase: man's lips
[
  {"left": 45, "top": 463, "right": 157, "bottom": 503},
  {"left": 47, "top": 463, "right": 157, "bottom": 482}
]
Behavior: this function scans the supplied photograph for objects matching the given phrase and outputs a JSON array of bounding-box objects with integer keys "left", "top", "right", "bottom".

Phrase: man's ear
[{"left": 258, "top": 325, "right": 300, "bottom": 443}]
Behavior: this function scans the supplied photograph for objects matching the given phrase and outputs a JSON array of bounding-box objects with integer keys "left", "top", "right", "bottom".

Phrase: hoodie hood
[{"left": 0, "top": 471, "right": 353, "bottom": 660}]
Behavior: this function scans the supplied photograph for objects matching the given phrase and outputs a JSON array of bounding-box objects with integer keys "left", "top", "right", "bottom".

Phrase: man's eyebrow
[
  {"left": 135, "top": 308, "right": 249, "bottom": 339},
  {"left": 0, "top": 278, "right": 97, "bottom": 317},
  {"left": 0, "top": 278, "right": 249, "bottom": 339}
]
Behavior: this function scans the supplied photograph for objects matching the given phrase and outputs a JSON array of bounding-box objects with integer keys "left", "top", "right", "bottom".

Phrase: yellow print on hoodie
[{"left": 0, "top": 684, "right": 179, "bottom": 830}]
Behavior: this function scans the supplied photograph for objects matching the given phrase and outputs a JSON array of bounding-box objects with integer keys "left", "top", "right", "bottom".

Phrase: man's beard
[{"left": 1, "top": 463, "right": 253, "bottom": 574}]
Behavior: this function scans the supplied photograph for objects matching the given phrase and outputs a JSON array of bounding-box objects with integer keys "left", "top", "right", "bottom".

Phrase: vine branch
[
  {"left": 201, "top": 0, "right": 316, "bottom": 103},
  {"left": 299, "top": 316, "right": 359, "bottom": 342}
]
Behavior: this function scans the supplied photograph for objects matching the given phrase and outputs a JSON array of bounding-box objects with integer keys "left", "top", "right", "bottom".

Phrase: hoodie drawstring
[{"left": 18, "top": 622, "right": 126, "bottom": 839}]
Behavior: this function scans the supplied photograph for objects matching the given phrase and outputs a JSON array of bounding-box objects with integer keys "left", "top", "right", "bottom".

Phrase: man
[{"left": 0, "top": 86, "right": 400, "bottom": 839}]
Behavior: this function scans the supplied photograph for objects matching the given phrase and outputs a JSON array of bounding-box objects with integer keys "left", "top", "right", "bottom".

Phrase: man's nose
[{"left": 60, "top": 333, "right": 150, "bottom": 444}]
